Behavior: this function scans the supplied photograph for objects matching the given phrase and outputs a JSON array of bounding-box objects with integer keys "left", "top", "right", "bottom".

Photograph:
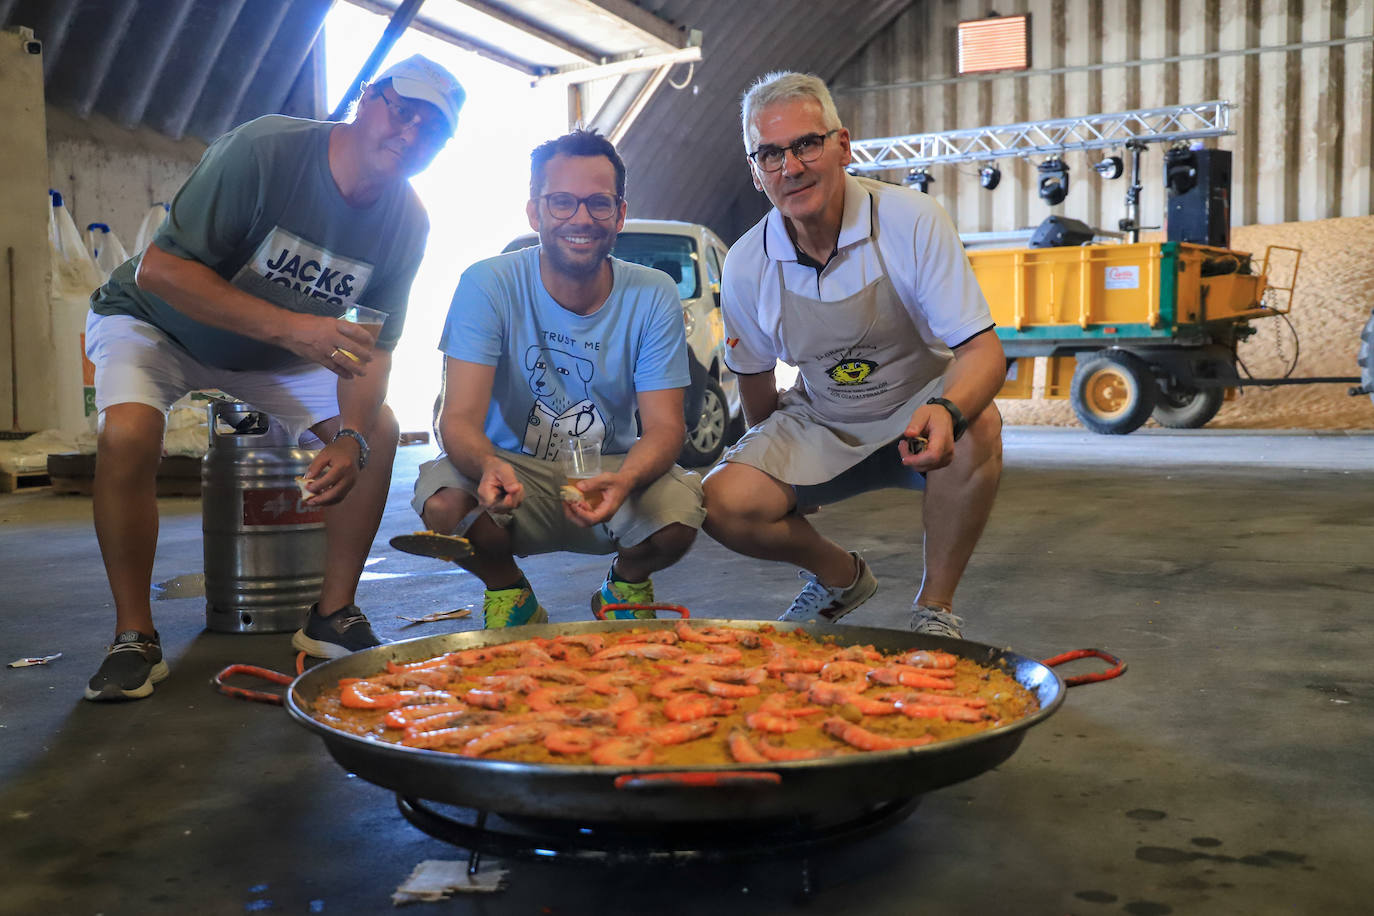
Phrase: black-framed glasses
[
  {"left": 540, "top": 192, "right": 621, "bottom": 221},
  {"left": 748, "top": 129, "right": 839, "bottom": 172},
  {"left": 374, "top": 88, "right": 450, "bottom": 145}
]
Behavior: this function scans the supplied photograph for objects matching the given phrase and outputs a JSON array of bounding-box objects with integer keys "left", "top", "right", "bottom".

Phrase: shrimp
[
  {"left": 382, "top": 701, "right": 467, "bottom": 729},
  {"left": 807, "top": 682, "right": 897, "bottom": 715},
  {"left": 594, "top": 643, "right": 686, "bottom": 661},
  {"left": 544, "top": 727, "right": 601, "bottom": 755},
  {"left": 821, "top": 717, "right": 934, "bottom": 751},
  {"left": 895, "top": 701, "right": 985, "bottom": 722},
  {"left": 820, "top": 660, "right": 873, "bottom": 682},
  {"left": 460, "top": 722, "right": 553, "bottom": 758},
  {"left": 386, "top": 653, "right": 460, "bottom": 673},
  {"left": 650, "top": 675, "right": 697, "bottom": 699},
  {"left": 756, "top": 739, "right": 835, "bottom": 762},
  {"left": 728, "top": 729, "right": 769, "bottom": 764},
  {"left": 551, "top": 633, "right": 607, "bottom": 656},
  {"left": 691, "top": 646, "right": 744, "bottom": 666},
  {"left": 586, "top": 670, "right": 654, "bottom": 694},
  {"left": 400, "top": 724, "right": 492, "bottom": 750},
  {"left": 491, "top": 665, "right": 587, "bottom": 684},
  {"left": 339, "top": 680, "right": 414, "bottom": 710},
  {"left": 697, "top": 679, "right": 760, "bottom": 699},
  {"left": 902, "top": 650, "right": 958, "bottom": 669},
  {"left": 648, "top": 718, "right": 718, "bottom": 745},
  {"left": 480, "top": 673, "right": 541, "bottom": 694},
  {"left": 780, "top": 672, "right": 818, "bottom": 692},
  {"left": 615, "top": 706, "right": 652, "bottom": 735},
  {"left": 731, "top": 631, "right": 774, "bottom": 650},
  {"left": 675, "top": 620, "right": 734, "bottom": 644},
  {"left": 617, "top": 630, "right": 680, "bottom": 645},
  {"left": 866, "top": 667, "right": 955, "bottom": 690},
  {"left": 526, "top": 685, "right": 588, "bottom": 712},
  {"left": 590, "top": 736, "right": 654, "bottom": 766},
  {"left": 663, "top": 663, "right": 762, "bottom": 684},
  {"left": 663, "top": 692, "right": 736, "bottom": 722},
  {"left": 462, "top": 688, "right": 509, "bottom": 710}
]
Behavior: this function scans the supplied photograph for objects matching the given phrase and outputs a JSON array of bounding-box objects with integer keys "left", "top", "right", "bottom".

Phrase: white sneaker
[
  {"left": 778, "top": 553, "right": 878, "bottom": 624},
  {"left": 910, "top": 604, "right": 964, "bottom": 639}
]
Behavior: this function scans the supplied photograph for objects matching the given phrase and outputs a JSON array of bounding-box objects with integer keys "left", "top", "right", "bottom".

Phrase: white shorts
[
  {"left": 411, "top": 448, "right": 706, "bottom": 556},
  {"left": 85, "top": 311, "right": 339, "bottom": 444}
]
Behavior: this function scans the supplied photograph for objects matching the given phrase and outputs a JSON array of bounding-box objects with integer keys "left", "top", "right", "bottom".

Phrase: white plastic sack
[
  {"left": 134, "top": 202, "right": 170, "bottom": 254},
  {"left": 48, "top": 191, "right": 104, "bottom": 435},
  {"left": 85, "top": 222, "right": 130, "bottom": 279},
  {"left": 0, "top": 430, "right": 81, "bottom": 475}
]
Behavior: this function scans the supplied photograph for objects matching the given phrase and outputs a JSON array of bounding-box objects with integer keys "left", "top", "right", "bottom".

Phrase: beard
[{"left": 539, "top": 224, "right": 617, "bottom": 279}]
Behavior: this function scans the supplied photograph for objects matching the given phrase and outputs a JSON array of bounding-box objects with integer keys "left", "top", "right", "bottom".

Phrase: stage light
[
  {"left": 1037, "top": 157, "right": 1069, "bottom": 205},
  {"left": 1094, "top": 156, "right": 1124, "bottom": 180},
  {"left": 905, "top": 168, "right": 934, "bottom": 194},
  {"left": 979, "top": 165, "right": 1002, "bottom": 190}
]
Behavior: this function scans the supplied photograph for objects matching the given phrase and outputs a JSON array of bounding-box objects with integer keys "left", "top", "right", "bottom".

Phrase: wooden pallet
[
  {"left": 0, "top": 469, "right": 51, "bottom": 493},
  {"left": 46, "top": 453, "right": 202, "bottom": 498}
]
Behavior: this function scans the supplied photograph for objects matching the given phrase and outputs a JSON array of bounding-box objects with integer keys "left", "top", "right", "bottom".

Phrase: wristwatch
[
  {"left": 333, "top": 428, "right": 370, "bottom": 469},
  {"left": 926, "top": 397, "right": 968, "bottom": 441}
]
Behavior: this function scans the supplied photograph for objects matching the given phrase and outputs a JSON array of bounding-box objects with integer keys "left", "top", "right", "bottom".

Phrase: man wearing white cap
[{"left": 82, "top": 55, "right": 465, "bottom": 701}]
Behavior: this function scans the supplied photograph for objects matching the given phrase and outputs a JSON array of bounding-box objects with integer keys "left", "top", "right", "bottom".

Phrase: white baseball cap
[{"left": 374, "top": 54, "right": 465, "bottom": 134}]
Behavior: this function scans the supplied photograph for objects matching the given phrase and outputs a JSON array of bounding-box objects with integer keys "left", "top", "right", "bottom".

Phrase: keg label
[{"left": 243, "top": 488, "right": 326, "bottom": 526}]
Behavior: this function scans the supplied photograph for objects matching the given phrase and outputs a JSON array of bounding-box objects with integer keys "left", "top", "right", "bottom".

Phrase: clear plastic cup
[
  {"left": 342, "top": 305, "right": 387, "bottom": 341},
  {"left": 560, "top": 436, "right": 603, "bottom": 509}
]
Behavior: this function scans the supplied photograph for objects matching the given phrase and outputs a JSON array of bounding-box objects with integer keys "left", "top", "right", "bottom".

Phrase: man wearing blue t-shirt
[{"left": 412, "top": 130, "right": 705, "bottom": 627}]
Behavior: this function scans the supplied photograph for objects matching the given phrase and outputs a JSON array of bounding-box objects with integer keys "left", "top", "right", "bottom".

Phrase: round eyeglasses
[
  {"left": 375, "top": 89, "right": 450, "bottom": 145},
  {"left": 540, "top": 192, "right": 621, "bottom": 221},
  {"left": 748, "top": 129, "right": 839, "bottom": 173}
]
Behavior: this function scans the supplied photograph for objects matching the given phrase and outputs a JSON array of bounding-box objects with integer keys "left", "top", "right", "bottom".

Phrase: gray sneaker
[
  {"left": 910, "top": 605, "right": 965, "bottom": 639},
  {"left": 778, "top": 553, "right": 878, "bottom": 624},
  {"left": 291, "top": 603, "right": 383, "bottom": 659},
  {"left": 84, "top": 630, "right": 170, "bottom": 701}
]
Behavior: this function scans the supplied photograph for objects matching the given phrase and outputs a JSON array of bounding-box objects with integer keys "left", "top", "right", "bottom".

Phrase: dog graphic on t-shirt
[{"left": 522, "top": 345, "right": 609, "bottom": 460}]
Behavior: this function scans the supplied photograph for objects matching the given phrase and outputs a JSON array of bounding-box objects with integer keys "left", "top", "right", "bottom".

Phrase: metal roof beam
[
  {"left": 559, "top": 0, "right": 685, "bottom": 50},
  {"left": 344, "top": 0, "right": 544, "bottom": 75},
  {"left": 455, "top": 0, "right": 600, "bottom": 63},
  {"left": 109, "top": 0, "right": 196, "bottom": 128},
  {"left": 69, "top": 0, "right": 139, "bottom": 118},
  {"left": 150, "top": 0, "right": 250, "bottom": 140},
  {"left": 534, "top": 44, "right": 700, "bottom": 88}
]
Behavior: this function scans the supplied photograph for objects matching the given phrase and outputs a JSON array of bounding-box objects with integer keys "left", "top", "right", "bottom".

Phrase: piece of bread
[
  {"left": 295, "top": 475, "right": 315, "bottom": 502},
  {"left": 559, "top": 484, "right": 585, "bottom": 504}
]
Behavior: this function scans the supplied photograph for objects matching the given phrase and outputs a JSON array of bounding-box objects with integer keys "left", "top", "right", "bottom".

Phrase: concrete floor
[{"left": 1, "top": 427, "right": 1371, "bottom": 915}]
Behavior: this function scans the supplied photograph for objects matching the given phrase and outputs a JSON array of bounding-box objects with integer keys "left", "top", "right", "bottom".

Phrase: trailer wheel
[
  {"left": 1070, "top": 350, "right": 1156, "bottom": 435},
  {"left": 1360, "top": 308, "right": 1374, "bottom": 406},
  {"left": 1151, "top": 385, "right": 1224, "bottom": 428}
]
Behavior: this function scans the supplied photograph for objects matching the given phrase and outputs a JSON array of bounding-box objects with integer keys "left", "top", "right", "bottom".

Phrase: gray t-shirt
[{"left": 92, "top": 115, "right": 428, "bottom": 371}]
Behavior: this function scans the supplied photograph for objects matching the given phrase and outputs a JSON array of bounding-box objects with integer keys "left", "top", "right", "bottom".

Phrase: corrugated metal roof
[{"left": 4, "top": 0, "right": 915, "bottom": 241}]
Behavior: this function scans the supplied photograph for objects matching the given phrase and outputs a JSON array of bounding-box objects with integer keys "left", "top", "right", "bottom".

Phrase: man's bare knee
[
  {"left": 421, "top": 487, "right": 475, "bottom": 534},
  {"left": 703, "top": 463, "right": 790, "bottom": 529},
  {"left": 645, "top": 522, "right": 697, "bottom": 563}
]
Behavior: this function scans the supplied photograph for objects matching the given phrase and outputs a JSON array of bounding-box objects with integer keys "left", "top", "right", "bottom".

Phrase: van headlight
[{"left": 682, "top": 307, "right": 696, "bottom": 337}]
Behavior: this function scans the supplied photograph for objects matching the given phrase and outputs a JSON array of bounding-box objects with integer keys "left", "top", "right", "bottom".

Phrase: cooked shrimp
[
  {"left": 865, "top": 667, "right": 955, "bottom": 690},
  {"left": 756, "top": 739, "right": 835, "bottom": 762},
  {"left": 615, "top": 706, "right": 652, "bottom": 735},
  {"left": 697, "top": 679, "right": 760, "bottom": 699},
  {"left": 663, "top": 692, "right": 736, "bottom": 722},
  {"left": 594, "top": 643, "right": 686, "bottom": 661},
  {"left": 460, "top": 722, "right": 553, "bottom": 757},
  {"left": 544, "top": 727, "right": 601, "bottom": 755},
  {"left": 552, "top": 633, "right": 606, "bottom": 655},
  {"left": 648, "top": 718, "right": 718, "bottom": 745},
  {"left": 616, "top": 630, "right": 680, "bottom": 646},
  {"left": 691, "top": 646, "right": 744, "bottom": 666},
  {"left": 821, "top": 717, "right": 934, "bottom": 751},
  {"left": 675, "top": 620, "right": 734, "bottom": 644},
  {"left": 526, "top": 685, "right": 588, "bottom": 712},
  {"left": 492, "top": 665, "right": 587, "bottom": 684},
  {"left": 401, "top": 724, "right": 492, "bottom": 750},
  {"left": 462, "top": 688, "right": 509, "bottom": 710},
  {"left": 902, "top": 650, "right": 958, "bottom": 669},
  {"left": 590, "top": 736, "right": 654, "bottom": 766},
  {"left": 728, "top": 729, "right": 769, "bottom": 764},
  {"left": 382, "top": 701, "right": 467, "bottom": 729}
]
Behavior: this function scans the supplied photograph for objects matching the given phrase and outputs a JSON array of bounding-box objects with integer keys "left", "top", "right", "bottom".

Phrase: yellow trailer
[{"left": 970, "top": 240, "right": 1304, "bottom": 433}]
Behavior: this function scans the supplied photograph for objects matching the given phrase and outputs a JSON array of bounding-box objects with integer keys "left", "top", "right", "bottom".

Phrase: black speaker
[
  {"left": 1165, "top": 148, "right": 1231, "bottom": 247},
  {"left": 1029, "top": 215, "right": 1095, "bottom": 248}
]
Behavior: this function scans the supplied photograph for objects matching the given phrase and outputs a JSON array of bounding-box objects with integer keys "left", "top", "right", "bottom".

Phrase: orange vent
[{"left": 957, "top": 15, "right": 1030, "bottom": 74}]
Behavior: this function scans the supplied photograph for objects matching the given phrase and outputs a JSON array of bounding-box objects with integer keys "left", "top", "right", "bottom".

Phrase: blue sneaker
[
  {"left": 483, "top": 583, "right": 548, "bottom": 628},
  {"left": 590, "top": 569, "right": 656, "bottom": 620}
]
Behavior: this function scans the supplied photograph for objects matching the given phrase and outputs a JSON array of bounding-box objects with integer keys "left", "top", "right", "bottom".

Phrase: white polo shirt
[{"left": 721, "top": 174, "right": 993, "bottom": 375}]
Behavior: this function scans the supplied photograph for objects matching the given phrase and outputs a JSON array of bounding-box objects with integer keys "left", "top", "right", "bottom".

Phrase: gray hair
[{"left": 739, "top": 71, "right": 843, "bottom": 153}]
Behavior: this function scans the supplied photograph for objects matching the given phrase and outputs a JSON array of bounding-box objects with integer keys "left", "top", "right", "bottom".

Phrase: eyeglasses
[
  {"left": 748, "top": 129, "right": 839, "bottom": 173},
  {"left": 540, "top": 192, "right": 621, "bottom": 221},
  {"left": 375, "top": 88, "right": 450, "bottom": 145}
]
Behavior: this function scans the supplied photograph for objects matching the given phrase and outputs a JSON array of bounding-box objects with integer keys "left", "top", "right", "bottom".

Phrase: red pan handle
[
  {"left": 214, "top": 663, "right": 294, "bottom": 705},
  {"left": 592, "top": 603, "right": 691, "bottom": 621},
  {"left": 1040, "top": 648, "right": 1127, "bottom": 687},
  {"left": 614, "top": 771, "right": 782, "bottom": 790}
]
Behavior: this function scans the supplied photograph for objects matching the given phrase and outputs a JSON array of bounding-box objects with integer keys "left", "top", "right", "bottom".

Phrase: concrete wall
[
  {"left": 0, "top": 27, "right": 55, "bottom": 432},
  {"left": 45, "top": 107, "right": 205, "bottom": 258},
  {"left": 833, "top": 0, "right": 1374, "bottom": 234}
]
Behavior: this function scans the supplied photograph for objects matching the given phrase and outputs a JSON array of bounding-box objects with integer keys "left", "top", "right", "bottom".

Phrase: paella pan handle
[
  {"left": 591, "top": 603, "right": 691, "bottom": 621},
  {"left": 1040, "top": 648, "right": 1127, "bottom": 687},
  {"left": 213, "top": 662, "right": 298, "bottom": 705},
  {"left": 614, "top": 771, "right": 782, "bottom": 790}
]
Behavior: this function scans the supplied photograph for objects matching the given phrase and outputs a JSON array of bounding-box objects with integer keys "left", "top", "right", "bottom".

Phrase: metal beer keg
[{"left": 202, "top": 402, "right": 325, "bottom": 633}]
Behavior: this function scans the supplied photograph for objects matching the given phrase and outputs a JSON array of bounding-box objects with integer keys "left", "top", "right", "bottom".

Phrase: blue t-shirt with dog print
[{"left": 439, "top": 245, "right": 690, "bottom": 458}]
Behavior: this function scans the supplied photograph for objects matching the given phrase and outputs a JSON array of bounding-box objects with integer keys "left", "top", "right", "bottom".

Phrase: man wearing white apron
[{"left": 703, "top": 72, "right": 1007, "bottom": 638}]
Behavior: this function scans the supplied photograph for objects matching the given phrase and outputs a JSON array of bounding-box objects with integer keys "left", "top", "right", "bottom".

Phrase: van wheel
[
  {"left": 679, "top": 377, "right": 729, "bottom": 467},
  {"left": 1152, "top": 385, "right": 1224, "bottom": 428},
  {"left": 1070, "top": 350, "right": 1156, "bottom": 435}
]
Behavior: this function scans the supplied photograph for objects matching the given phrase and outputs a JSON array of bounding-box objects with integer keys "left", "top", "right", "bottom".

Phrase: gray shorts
[{"left": 411, "top": 449, "right": 705, "bottom": 557}]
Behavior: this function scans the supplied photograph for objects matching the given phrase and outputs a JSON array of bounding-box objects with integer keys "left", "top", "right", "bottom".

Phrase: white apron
[{"left": 724, "top": 215, "right": 950, "bottom": 485}]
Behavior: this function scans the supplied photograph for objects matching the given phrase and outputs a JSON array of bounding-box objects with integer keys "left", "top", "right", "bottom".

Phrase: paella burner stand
[{"left": 397, "top": 794, "right": 922, "bottom": 895}]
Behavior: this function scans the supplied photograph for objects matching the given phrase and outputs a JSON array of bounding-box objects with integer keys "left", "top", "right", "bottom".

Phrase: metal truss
[{"left": 848, "top": 101, "right": 1233, "bottom": 173}]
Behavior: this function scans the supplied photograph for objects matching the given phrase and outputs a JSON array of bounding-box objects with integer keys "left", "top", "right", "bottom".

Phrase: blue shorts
[{"left": 792, "top": 440, "right": 925, "bottom": 508}]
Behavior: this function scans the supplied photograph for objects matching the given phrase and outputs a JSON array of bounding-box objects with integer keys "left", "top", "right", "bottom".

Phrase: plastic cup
[
  {"left": 342, "top": 305, "right": 387, "bottom": 341},
  {"left": 559, "top": 436, "right": 603, "bottom": 509}
]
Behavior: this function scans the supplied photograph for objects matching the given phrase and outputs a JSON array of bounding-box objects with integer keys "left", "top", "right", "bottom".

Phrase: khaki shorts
[{"left": 411, "top": 448, "right": 705, "bottom": 557}]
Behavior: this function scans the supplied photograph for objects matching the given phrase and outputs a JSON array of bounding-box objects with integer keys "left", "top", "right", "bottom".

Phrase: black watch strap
[
  {"left": 926, "top": 397, "right": 968, "bottom": 441},
  {"left": 333, "top": 428, "right": 369, "bottom": 469}
]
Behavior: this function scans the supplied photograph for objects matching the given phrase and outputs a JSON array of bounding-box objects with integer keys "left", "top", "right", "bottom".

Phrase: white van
[{"left": 504, "top": 219, "right": 745, "bottom": 467}]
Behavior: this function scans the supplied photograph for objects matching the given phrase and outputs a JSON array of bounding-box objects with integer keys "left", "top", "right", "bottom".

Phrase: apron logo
[
  {"left": 827, "top": 358, "right": 877, "bottom": 386},
  {"left": 726, "top": 337, "right": 739, "bottom": 348}
]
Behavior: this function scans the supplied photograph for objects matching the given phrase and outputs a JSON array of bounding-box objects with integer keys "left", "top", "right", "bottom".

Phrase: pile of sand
[{"left": 995, "top": 215, "right": 1374, "bottom": 431}]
